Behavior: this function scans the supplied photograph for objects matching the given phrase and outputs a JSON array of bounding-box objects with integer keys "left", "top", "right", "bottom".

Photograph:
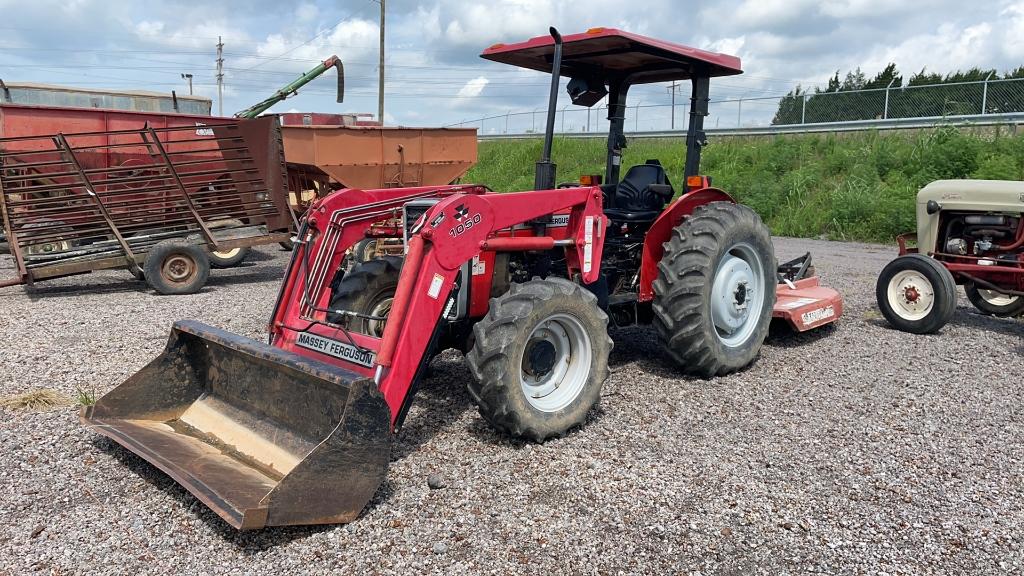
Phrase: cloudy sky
[{"left": 1, "top": 0, "right": 1022, "bottom": 131}]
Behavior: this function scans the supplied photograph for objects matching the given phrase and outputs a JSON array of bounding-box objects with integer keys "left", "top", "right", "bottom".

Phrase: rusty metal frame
[
  {"left": 0, "top": 168, "right": 27, "bottom": 287},
  {"left": 0, "top": 118, "right": 290, "bottom": 288},
  {"left": 54, "top": 132, "right": 142, "bottom": 276},
  {"left": 142, "top": 127, "right": 217, "bottom": 247}
]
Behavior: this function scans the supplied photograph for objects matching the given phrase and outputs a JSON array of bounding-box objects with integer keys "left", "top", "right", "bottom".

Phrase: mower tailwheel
[
  {"left": 653, "top": 202, "right": 776, "bottom": 377},
  {"left": 328, "top": 256, "right": 403, "bottom": 337},
  {"left": 466, "top": 277, "right": 612, "bottom": 443},
  {"left": 876, "top": 254, "right": 956, "bottom": 334},
  {"left": 964, "top": 282, "right": 1024, "bottom": 318}
]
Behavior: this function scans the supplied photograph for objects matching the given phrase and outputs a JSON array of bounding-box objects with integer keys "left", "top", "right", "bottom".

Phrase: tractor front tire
[
  {"left": 964, "top": 282, "right": 1024, "bottom": 318},
  {"left": 465, "top": 277, "right": 612, "bottom": 443},
  {"left": 875, "top": 254, "right": 957, "bottom": 334},
  {"left": 327, "top": 256, "right": 403, "bottom": 337},
  {"left": 144, "top": 239, "right": 210, "bottom": 295},
  {"left": 652, "top": 202, "right": 776, "bottom": 378}
]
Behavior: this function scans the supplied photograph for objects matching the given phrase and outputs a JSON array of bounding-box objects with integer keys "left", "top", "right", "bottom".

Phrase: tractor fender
[{"left": 638, "top": 187, "right": 734, "bottom": 302}]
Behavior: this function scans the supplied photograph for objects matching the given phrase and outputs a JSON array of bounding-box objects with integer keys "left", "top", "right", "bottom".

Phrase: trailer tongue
[{"left": 81, "top": 321, "right": 390, "bottom": 529}]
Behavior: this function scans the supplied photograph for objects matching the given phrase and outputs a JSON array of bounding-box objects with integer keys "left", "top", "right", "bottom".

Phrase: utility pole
[
  {"left": 216, "top": 36, "right": 224, "bottom": 116},
  {"left": 378, "top": 0, "right": 386, "bottom": 125},
  {"left": 667, "top": 81, "right": 682, "bottom": 129},
  {"left": 181, "top": 73, "right": 193, "bottom": 95}
]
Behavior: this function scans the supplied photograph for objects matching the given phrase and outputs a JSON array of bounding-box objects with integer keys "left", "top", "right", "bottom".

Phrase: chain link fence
[{"left": 451, "top": 77, "right": 1024, "bottom": 135}]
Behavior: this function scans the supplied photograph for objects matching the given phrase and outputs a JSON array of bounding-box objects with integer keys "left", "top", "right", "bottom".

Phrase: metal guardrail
[{"left": 477, "top": 112, "right": 1024, "bottom": 141}]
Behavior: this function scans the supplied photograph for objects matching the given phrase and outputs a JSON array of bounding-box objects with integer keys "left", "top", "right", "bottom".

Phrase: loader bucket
[{"left": 81, "top": 320, "right": 391, "bottom": 530}]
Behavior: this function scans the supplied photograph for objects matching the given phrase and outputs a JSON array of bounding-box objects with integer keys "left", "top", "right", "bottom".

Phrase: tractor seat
[{"left": 604, "top": 161, "right": 674, "bottom": 223}]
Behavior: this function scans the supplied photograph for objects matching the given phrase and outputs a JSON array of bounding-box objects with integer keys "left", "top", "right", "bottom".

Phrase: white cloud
[
  {"left": 862, "top": 22, "right": 996, "bottom": 77},
  {"left": 727, "top": 0, "right": 818, "bottom": 28},
  {"left": 708, "top": 36, "right": 746, "bottom": 57},
  {"left": 252, "top": 18, "right": 377, "bottom": 64},
  {"left": 999, "top": 3, "right": 1024, "bottom": 60},
  {"left": 295, "top": 2, "right": 319, "bottom": 23},
  {"left": 456, "top": 76, "right": 489, "bottom": 98},
  {"left": 440, "top": 0, "right": 557, "bottom": 46},
  {"left": 819, "top": 0, "right": 914, "bottom": 17},
  {"left": 2, "top": 0, "right": 1019, "bottom": 127}
]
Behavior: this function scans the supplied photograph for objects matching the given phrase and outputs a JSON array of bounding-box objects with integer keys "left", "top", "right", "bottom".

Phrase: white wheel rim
[
  {"left": 887, "top": 271, "right": 935, "bottom": 321},
  {"left": 710, "top": 242, "right": 766, "bottom": 348},
  {"left": 213, "top": 247, "right": 241, "bottom": 259},
  {"left": 977, "top": 288, "right": 1018, "bottom": 307},
  {"left": 519, "top": 313, "right": 592, "bottom": 413}
]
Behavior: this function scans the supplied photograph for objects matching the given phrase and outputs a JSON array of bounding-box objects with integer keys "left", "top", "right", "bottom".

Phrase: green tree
[
  {"left": 772, "top": 63, "right": 1024, "bottom": 125},
  {"left": 772, "top": 85, "right": 806, "bottom": 125}
]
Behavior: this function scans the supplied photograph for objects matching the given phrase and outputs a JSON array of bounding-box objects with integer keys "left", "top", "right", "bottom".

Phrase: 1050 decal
[{"left": 448, "top": 204, "right": 482, "bottom": 237}]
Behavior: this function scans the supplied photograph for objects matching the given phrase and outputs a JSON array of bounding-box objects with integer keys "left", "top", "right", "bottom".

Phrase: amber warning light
[{"left": 686, "top": 175, "right": 711, "bottom": 190}]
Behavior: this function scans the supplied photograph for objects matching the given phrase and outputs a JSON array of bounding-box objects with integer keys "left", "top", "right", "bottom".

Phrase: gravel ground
[{"left": 0, "top": 238, "right": 1021, "bottom": 575}]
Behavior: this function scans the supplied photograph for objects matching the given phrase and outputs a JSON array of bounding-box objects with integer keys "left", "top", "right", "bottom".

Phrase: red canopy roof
[{"left": 480, "top": 28, "right": 742, "bottom": 84}]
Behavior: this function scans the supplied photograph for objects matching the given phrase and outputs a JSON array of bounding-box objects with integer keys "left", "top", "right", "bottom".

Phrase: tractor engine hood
[{"left": 916, "top": 180, "right": 1024, "bottom": 252}]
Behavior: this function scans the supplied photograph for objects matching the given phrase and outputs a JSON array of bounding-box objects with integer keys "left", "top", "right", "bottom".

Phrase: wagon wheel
[{"left": 143, "top": 239, "right": 211, "bottom": 295}]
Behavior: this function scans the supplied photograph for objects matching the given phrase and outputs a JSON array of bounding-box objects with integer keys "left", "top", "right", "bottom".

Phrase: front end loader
[{"left": 83, "top": 27, "right": 844, "bottom": 530}]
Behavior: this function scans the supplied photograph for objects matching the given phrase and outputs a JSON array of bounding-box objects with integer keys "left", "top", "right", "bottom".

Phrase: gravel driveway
[{"left": 1, "top": 238, "right": 1021, "bottom": 575}]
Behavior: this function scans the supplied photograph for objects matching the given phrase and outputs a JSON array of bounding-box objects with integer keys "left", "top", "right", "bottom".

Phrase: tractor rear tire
[
  {"left": 144, "top": 239, "right": 210, "bottom": 295},
  {"left": 964, "top": 282, "right": 1024, "bottom": 317},
  {"left": 465, "top": 277, "right": 612, "bottom": 443},
  {"left": 875, "top": 254, "right": 957, "bottom": 334},
  {"left": 652, "top": 202, "right": 776, "bottom": 378},
  {"left": 327, "top": 256, "right": 403, "bottom": 337}
]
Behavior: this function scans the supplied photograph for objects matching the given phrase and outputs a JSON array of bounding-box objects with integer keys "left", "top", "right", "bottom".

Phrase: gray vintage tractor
[{"left": 876, "top": 179, "right": 1024, "bottom": 333}]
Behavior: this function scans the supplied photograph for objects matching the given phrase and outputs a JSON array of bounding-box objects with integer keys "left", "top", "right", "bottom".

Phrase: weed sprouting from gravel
[
  {"left": 0, "top": 389, "right": 72, "bottom": 411},
  {"left": 75, "top": 387, "right": 96, "bottom": 406}
]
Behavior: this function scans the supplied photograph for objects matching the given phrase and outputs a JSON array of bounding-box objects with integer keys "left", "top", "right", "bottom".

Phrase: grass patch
[
  {"left": 75, "top": 387, "right": 96, "bottom": 407},
  {"left": 463, "top": 126, "right": 1024, "bottom": 243},
  {"left": 0, "top": 389, "right": 72, "bottom": 411}
]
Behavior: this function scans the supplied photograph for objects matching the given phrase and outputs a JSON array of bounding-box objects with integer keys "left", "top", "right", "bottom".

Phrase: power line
[{"left": 235, "top": 9, "right": 362, "bottom": 72}]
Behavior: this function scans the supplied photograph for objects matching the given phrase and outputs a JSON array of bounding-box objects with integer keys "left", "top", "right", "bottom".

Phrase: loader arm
[{"left": 270, "top": 186, "right": 607, "bottom": 426}]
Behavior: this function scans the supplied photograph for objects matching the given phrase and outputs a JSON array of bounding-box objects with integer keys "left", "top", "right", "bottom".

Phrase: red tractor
[{"left": 82, "top": 28, "right": 843, "bottom": 530}]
